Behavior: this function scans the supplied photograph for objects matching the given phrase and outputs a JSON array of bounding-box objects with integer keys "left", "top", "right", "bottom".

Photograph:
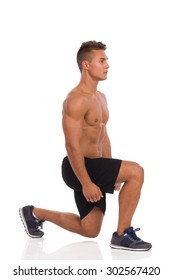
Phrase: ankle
[
  {"left": 32, "top": 207, "right": 40, "bottom": 220},
  {"left": 116, "top": 231, "right": 123, "bottom": 236}
]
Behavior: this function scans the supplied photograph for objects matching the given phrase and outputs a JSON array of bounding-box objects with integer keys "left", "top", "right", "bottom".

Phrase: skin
[{"left": 33, "top": 49, "right": 144, "bottom": 237}]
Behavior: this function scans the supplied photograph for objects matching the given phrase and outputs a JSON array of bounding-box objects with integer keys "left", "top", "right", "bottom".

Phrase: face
[{"left": 85, "top": 49, "right": 109, "bottom": 81}]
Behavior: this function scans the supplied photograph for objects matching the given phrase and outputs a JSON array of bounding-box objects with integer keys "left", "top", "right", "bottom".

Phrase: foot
[
  {"left": 110, "top": 227, "right": 152, "bottom": 251},
  {"left": 19, "top": 205, "right": 45, "bottom": 238}
]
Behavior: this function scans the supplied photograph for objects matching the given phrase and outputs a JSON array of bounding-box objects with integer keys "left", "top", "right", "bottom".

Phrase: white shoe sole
[
  {"left": 19, "top": 208, "right": 42, "bottom": 238},
  {"left": 110, "top": 244, "right": 151, "bottom": 251}
]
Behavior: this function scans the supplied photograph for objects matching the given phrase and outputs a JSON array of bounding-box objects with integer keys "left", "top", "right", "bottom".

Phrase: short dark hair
[{"left": 77, "top": 41, "right": 106, "bottom": 71}]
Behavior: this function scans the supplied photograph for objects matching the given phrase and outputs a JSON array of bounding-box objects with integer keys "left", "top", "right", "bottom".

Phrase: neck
[{"left": 79, "top": 76, "right": 99, "bottom": 95}]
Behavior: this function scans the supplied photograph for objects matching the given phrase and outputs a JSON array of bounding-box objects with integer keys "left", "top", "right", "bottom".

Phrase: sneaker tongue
[{"left": 124, "top": 227, "right": 134, "bottom": 234}]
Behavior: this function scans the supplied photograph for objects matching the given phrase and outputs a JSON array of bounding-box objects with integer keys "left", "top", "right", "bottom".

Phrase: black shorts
[{"left": 61, "top": 156, "right": 122, "bottom": 219}]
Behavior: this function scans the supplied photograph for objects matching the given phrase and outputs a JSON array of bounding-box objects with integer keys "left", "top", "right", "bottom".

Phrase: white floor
[
  {"left": 2, "top": 193, "right": 172, "bottom": 279},
  {"left": 15, "top": 226, "right": 153, "bottom": 261}
]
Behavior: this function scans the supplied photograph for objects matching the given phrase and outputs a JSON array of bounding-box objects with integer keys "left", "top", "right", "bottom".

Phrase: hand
[
  {"left": 114, "top": 182, "right": 122, "bottom": 191},
  {"left": 82, "top": 182, "right": 103, "bottom": 203}
]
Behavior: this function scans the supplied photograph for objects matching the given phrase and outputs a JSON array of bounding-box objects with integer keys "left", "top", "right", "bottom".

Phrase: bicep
[
  {"left": 62, "top": 97, "right": 87, "bottom": 146},
  {"left": 62, "top": 114, "right": 82, "bottom": 145}
]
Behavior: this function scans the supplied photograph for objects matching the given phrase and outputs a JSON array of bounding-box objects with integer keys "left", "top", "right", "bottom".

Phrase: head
[{"left": 77, "top": 41, "right": 107, "bottom": 72}]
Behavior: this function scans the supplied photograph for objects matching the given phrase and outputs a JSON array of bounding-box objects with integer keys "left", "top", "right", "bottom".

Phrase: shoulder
[{"left": 63, "top": 89, "right": 89, "bottom": 118}]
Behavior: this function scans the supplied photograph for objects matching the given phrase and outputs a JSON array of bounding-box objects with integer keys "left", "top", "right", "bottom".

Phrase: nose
[{"left": 105, "top": 61, "right": 109, "bottom": 69}]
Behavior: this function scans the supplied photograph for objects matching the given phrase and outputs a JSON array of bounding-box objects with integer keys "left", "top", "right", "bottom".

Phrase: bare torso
[
  {"left": 79, "top": 92, "right": 109, "bottom": 158},
  {"left": 62, "top": 87, "right": 109, "bottom": 158}
]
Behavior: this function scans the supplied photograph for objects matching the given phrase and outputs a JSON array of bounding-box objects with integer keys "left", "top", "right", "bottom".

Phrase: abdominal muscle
[{"left": 80, "top": 123, "right": 106, "bottom": 158}]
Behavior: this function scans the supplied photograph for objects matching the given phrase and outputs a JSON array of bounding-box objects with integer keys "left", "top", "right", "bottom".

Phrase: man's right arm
[{"left": 62, "top": 95, "right": 103, "bottom": 202}]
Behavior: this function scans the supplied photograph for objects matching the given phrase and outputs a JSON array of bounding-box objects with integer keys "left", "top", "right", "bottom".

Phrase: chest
[{"left": 84, "top": 96, "right": 109, "bottom": 126}]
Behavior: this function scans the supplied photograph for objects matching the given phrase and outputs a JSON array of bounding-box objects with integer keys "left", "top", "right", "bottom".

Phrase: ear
[{"left": 82, "top": 60, "right": 89, "bottom": 70}]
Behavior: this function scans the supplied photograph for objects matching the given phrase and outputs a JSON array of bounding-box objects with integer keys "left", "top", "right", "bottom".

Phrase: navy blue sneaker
[
  {"left": 19, "top": 205, "right": 45, "bottom": 238},
  {"left": 110, "top": 227, "right": 152, "bottom": 251}
]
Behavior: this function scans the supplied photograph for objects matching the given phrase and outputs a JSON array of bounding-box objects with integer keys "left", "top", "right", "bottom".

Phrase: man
[{"left": 19, "top": 41, "right": 152, "bottom": 251}]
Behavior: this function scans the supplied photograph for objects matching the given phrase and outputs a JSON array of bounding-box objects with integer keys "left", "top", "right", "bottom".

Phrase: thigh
[{"left": 81, "top": 207, "right": 104, "bottom": 237}]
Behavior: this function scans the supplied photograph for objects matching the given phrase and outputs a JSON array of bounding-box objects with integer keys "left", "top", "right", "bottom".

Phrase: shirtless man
[{"left": 19, "top": 41, "right": 152, "bottom": 251}]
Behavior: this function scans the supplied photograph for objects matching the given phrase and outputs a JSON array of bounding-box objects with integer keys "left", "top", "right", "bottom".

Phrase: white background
[{"left": 0, "top": 0, "right": 173, "bottom": 278}]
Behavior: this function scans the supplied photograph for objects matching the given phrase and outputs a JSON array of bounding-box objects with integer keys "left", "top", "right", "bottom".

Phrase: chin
[{"left": 100, "top": 77, "right": 107, "bottom": 81}]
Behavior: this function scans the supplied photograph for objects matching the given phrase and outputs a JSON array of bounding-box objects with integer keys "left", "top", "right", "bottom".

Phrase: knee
[
  {"left": 133, "top": 163, "right": 144, "bottom": 184},
  {"left": 83, "top": 228, "right": 100, "bottom": 238}
]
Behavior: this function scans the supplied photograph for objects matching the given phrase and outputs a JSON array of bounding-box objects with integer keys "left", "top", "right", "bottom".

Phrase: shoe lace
[
  {"left": 128, "top": 228, "right": 141, "bottom": 241},
  {"left": 33, "top": 219, "right": 44, "bottom": 231}
]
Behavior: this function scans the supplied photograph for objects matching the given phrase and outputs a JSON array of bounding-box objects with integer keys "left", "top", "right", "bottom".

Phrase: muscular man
[{"left": 19, "top": 41, "right": 152, "bottom": 251}]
